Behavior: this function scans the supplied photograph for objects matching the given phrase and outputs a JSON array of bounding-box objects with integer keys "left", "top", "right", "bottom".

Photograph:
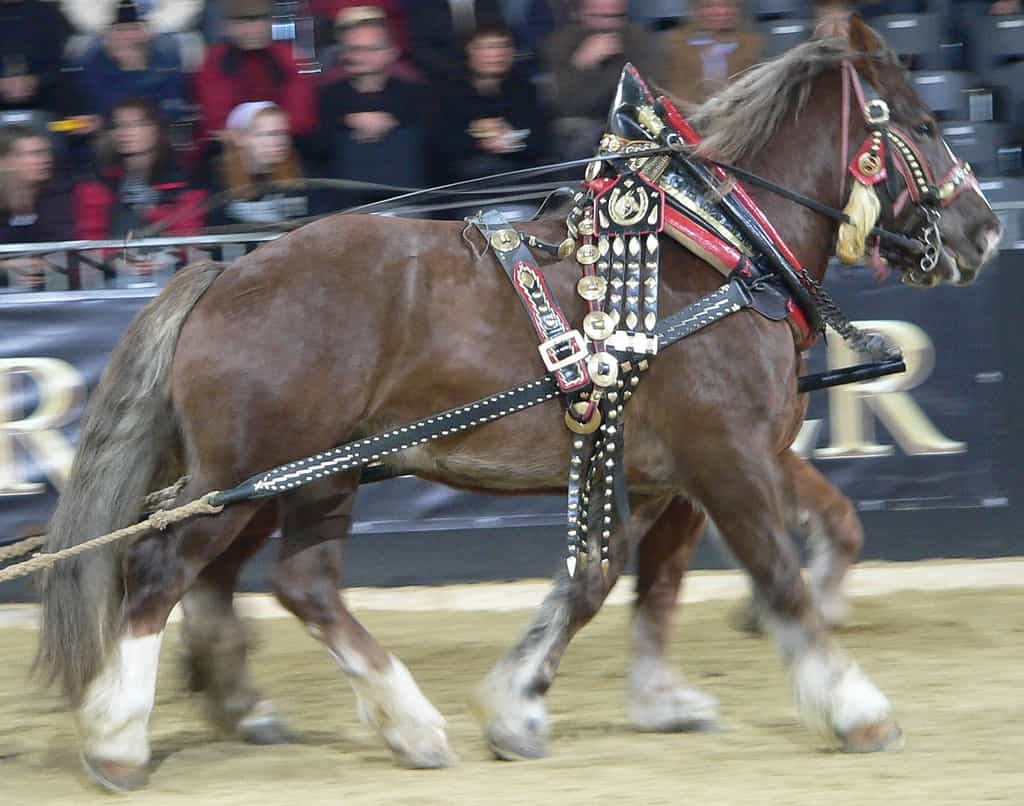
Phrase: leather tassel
[{"left": 836, "top": 179, "right": 881, "bottom": 265}]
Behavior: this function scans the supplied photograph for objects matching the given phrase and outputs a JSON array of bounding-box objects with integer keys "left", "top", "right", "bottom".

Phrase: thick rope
[
  {"left": 0, "top": 492, "right": 223, "bottom": 585},
  {"left": 0, "top": 477, "right": 194, "bottom": 568},
  {"left": 0, "top": 536, "right": 45, "bottom": 563}
]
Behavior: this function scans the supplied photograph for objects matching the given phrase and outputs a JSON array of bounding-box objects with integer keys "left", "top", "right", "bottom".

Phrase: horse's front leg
[
  {"left": 472, "top": 495, "right": 672, "bottom": 761},
  {"left": 629, "top": 495, "right": 719, "bottom": 733},
  {"left": 693, "top": 441, "right": 901, "bottom": 752}
]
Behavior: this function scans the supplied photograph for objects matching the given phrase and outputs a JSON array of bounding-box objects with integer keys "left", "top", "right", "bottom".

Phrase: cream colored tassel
[{"left": 836, "top": 180, "right": 881, "bottom": 265}]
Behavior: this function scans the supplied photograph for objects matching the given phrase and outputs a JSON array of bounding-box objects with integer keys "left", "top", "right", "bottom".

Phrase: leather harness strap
[{"left": 472, "top": 209, "right": 590, "bottom": 394}]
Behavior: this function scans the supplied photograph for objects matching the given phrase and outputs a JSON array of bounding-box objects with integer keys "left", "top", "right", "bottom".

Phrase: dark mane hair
[{"left": 685, "top": 36, "right": 904, "bottom": 163}]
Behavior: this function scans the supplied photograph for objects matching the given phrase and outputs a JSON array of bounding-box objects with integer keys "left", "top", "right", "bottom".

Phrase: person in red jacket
[
  {"left": 74, "top": 97, "right": 206, "bottom": 286},
  {"left": 195, "top": 0, "right": 316, "bottom": 148}
]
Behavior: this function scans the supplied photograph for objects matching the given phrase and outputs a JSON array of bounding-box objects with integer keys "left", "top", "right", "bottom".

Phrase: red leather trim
[
  {"left": 660, "top": 95, "right": 806, "bottom": 272},
  {"left": 786, "top": 299, "right": 816, "bottom": 350},
  {"left": 848, "top": 135, "right": 887, "bottom": 186},
  {"left": 513, "top": 261, "right": 590, "bottom": 391},
  {"left": 584, "top": 177, "right": 617, "bottom": 195},
  {"left": 657, "top": 97, "right": 703, "bottom": 145},
  {"left": 663, "top": 208, "right": 743, "bottom": 270}
]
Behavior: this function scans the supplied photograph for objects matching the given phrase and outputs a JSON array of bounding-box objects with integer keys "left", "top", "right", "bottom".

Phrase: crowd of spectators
[{"left": 0, "top": 0, "right": 1021, "bottom": 288}]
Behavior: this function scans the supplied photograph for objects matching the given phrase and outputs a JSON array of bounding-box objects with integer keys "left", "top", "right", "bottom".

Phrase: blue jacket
[{"left": 76, "top": 34, "right": 189, "bottom": 122}]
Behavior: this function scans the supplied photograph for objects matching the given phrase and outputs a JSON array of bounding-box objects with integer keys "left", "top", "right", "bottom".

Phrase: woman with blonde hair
[{"left": 213, "top": 100, "right": 313, "bottom": 226}]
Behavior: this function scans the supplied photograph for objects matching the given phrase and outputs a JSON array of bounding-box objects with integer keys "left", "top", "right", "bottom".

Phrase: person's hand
[
  {"left": 124, "top": 258, "right": 158, "bottom": 276},
  {"left": 571, "top": 33, "right": 622, "bottom": 70},
  {"left": 990, "top": 0, "right": 1021, "bottom": 14},
  {"left": 3, "top": 258, "right": 47, "bottom": 289},
  {"left": 470, "top": 118, "right": 514, "bottom": 153},
  {"left": 0, "top": 73, "right": 39, "bottom": 103},
  {"left": 344, "top": 111, "right": 398, "bottom": 143}
]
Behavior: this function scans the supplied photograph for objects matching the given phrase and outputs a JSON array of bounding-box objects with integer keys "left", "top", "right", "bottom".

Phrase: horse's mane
[{"left": 685, "top": 37, "right": 902, "bottom": 164}]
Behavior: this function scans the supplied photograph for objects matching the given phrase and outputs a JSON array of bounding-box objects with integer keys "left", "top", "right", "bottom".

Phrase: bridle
[{"left": 838, "top": 59, "right": 979, "bottom": 285}]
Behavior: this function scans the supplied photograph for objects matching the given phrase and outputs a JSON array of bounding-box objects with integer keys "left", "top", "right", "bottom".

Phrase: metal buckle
[
  {"left": 538, "top": 329, "right": 588, "bottom": 372},
  {"left": 605, "top": 331, "right": 659, "bottom": 355},
  {"left": 865, "top": 99, "right": 890, "bottom": 125}
]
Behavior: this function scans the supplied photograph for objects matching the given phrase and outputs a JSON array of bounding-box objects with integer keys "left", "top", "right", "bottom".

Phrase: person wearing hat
[
  {"left": 319, "top": 4, "right": 421, "bottom": 84},
  {"left": 59, "top": 0, "right": 202, "bottom": 34},
  {"left": 309, "top": 1, "right": 408, "bottom": 57},
  {"left": 195, "top": 0, "right": 316, "bottom": 153},
  {"left": 75, "top": 0, "right": 189, "bottom": 122}
]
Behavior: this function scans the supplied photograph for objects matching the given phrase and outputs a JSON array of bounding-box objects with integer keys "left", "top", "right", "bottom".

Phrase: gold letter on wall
[
  {"left": 814, "top": 321, "right": 966, "bottom": 459},
  {"left": 0, "top": 358, "right": 82, "bottom": 495}
]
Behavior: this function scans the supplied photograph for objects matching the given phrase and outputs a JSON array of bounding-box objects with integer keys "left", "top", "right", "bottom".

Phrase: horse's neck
[{"left": 738, "top": 77, "right": 851, "bottom": 282}]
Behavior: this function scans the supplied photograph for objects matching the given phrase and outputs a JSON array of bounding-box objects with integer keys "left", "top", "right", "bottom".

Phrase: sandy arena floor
[{"left": 0, "top": 571, "right": 1021, "bottom": 805}]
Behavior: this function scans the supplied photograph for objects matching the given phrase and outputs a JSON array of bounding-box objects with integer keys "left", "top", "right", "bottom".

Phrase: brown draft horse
[{"left": 36, "top": 20, "right": 1001, "bottom": 791}]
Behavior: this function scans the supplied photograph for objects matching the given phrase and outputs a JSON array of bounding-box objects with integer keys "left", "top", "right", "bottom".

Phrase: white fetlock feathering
[{"left": 78, "top": 632, "right": 164, "bottom": 767}]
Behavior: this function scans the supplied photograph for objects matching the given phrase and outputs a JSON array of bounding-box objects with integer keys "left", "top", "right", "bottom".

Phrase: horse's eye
[{"left": 914, "top": 121, "right": 936, "bottom": 138}]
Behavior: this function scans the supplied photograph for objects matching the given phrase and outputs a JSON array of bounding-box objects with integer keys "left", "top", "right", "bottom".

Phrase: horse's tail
[{"left": 36, "top": 261, "right": 227, "bottom": 705}]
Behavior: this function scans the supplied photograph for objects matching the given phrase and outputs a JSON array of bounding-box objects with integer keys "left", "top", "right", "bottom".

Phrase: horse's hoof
[
  {"left": 840, "top": 719, "right": 905, "bottom": 753},
  {"left": 383, "top": 725, "right": 457, "bottom": 769},
  {"left": 629, "top": 685, "right": 721, "bottom": 734},
  {"left": 486, "top": 720, "right": 548, "bottom": 761},
  {"left": 240, "top": 716, "right": 292, "bottom": 746},
  {"left": 730, "top": 600, "right": 765, "bottom": 635},
  {"left": 81, "top": 753, "right": 150, "bottom": 793}
]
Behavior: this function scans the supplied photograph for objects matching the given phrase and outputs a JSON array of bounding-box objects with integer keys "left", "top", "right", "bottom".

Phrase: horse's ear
[{"left": 846, "top": 13, "right": 884, "bottom": 54}]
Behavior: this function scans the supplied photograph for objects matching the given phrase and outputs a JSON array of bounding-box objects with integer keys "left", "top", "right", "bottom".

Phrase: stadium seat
[
  {"left": 912, "top": 71, "right": 973, "bottom": 120},
  {"left": 758, "top": 18, "right": 811, "bottom": 59},
  {"left": 942, "top": 121, "right": 1012, "bottom": 177},
  {"left": 991, "top": 62, "right": 1024, "bottom": 127},
  {"left": 749, "top": 0, "right": 809, "bottom": 20},
  {"left": 631, "top": 0, "right": 689, "bottom": 25},
  {"left": 871, "top": 14, "right": 942, "bottom": 68},
  {"left": 967, "top": 14, "right": 1024, "bottom": 78}
]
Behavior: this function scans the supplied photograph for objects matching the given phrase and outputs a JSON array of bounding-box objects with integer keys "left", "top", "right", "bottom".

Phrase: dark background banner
[{"left": 1, "top": 252, "right": 1022, "bottom": 598}]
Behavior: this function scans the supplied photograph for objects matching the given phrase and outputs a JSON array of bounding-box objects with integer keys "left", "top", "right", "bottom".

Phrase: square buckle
[
  {"left": 538, "top": 329, "right": 588, "bottom": 372},
  {"left": 605, "top": 330, "right": 659, "bottom": 355}
]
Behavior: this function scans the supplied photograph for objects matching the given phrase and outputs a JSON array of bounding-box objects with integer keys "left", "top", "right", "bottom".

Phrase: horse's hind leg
[
  {"left": 178, "top": 503, "right": 289, "bottom": 744},
  {"left": 271, "top": 475, "right": 454, "bottom": 769},
  {"left": 77, "top": 477, "right": 264, "bottom": 792},
  {"left": 628, "top": 496, "right": 719, "bottom": 732},
  {"left": 785, "top": 451, "right": 863, "bottom": 628},
  {"left": 473, "top": 496, "right": 672, "bottom": 761},
  {"left": 693, "top": 447, "right": 901, "bottom": 753},
  {"left": 739, "top": 450, "right": 863, "bottom": 633}
]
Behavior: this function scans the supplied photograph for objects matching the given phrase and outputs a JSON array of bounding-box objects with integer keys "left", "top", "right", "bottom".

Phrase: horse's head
[{"left": 838, "top": 15, "right": 1002, "bottom": 287}]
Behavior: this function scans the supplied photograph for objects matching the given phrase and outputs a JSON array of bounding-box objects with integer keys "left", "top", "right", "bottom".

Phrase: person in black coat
[
  {"left": 0, "top": 125, "right": 74, "bottom": 290},
  {"left": 437, "top": 24, "right": 549, "bottom": 181},
  {"left": 311, "top": 11, "right": 428, "bottom": 206},
  {"left": 405, "top": 0, "right": 505, "bottom": 84}
]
